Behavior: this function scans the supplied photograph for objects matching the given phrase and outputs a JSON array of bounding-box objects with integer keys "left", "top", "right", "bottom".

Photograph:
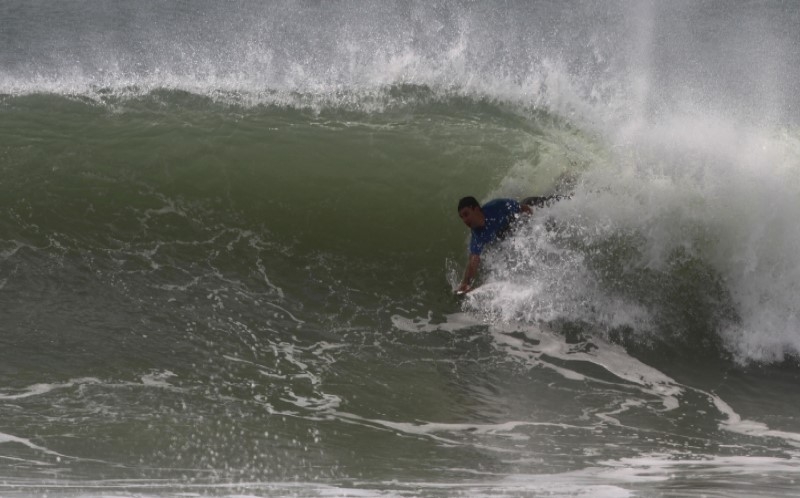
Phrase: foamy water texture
[
  {"left": 470, "top": 117, "right": 800, "bottom": 363},
  {"left": 3, "top": 1, "right": 800, "bottom": 497}
]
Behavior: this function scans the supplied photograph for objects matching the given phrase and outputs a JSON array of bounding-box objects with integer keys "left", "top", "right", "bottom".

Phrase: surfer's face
[{"left": 459, "top": 206, "right": 484, "bottom": 229}]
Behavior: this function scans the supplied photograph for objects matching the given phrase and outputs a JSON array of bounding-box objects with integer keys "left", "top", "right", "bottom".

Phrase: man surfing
[{"left": 456, "top": 195, "right": 565, "bottom": 294}]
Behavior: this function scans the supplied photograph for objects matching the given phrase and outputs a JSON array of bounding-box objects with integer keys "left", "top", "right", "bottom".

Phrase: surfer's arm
[{"left": 458, "top": 254, "right": 481, "bottom": 293}]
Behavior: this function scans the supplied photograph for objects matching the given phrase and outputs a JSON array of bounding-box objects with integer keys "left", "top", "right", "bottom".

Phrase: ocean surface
[{"left": 2, "top": 1, "right": 800, "bottom": 496}]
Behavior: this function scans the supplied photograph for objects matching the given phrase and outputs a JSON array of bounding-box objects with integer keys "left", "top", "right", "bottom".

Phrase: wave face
[{"left": 3, "top": 1, "right": 800, "bottom": 496}]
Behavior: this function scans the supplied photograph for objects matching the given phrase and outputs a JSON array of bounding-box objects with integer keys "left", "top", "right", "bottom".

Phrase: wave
[
  {"left": 3, "top": 1, "right": 800, "bottom": 367},
  {"left": 460, "top": 118, "right": 800, "bottom": 365},
  {"left": 6, "top": 4, "right": 800, "bottom": 493},
  {"left": 4, "top": 82, "right": 800, "bottom": 367}
]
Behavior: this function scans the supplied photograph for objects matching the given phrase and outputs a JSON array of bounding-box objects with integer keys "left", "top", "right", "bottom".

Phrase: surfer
[{"left": 456, "top": 195, "right": 565, "bottom": 294}]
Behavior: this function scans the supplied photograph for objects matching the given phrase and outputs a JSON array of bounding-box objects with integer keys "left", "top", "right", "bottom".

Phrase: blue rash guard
[{"left": 469, "top": 198, "right": 522, "bottom": 255}]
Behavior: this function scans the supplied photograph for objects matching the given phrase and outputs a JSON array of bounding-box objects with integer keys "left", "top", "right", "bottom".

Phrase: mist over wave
[
  {"left": 3, "top": 1, "right": 797, "bottom": 123},
  {"left": 471, "top": 119, "right": 800, "bottom": 364}
]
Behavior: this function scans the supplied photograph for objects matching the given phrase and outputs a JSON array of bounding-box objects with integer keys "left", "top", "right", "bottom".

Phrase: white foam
[
  {"left": 708, "top": 392, "right": 800, "bottom": 445},
  {"left": 366, "top": 418, "right": 588, "bottom": 437},
  {"left": 408, "top": 313, "right": 683, "bottom": 411},
  {"left": 329, "top": 410, "right": 581, "bottom": 456},
  {"left": 463, "top": 104, "right": 800, "bottom": 366},
  {"left": 393, "top": 311, "right": 800, "bottom": 452},
  {"left": 604, "top": 118, "right": 800, "bottom": 364},
  {"left": 140, "top": 370, "right": 177, "bottom": 388},
  {"left": 0, "top": 373, "right": 185, "bottom": 407},
  {"left": 391, "top": 312, "right": 483, "bottom": 334},
  {"left": 0, "top": 431, "right": 68, "bottom": 459},
  {"left": 0, "top": 240, "right": 34, "bottom": 261},
  {"left": 594, "top": 452, "right": 800, "bottom": 484},
  {"left": 0, "top": 377, "right": 102, "bottom": 400},
  {"left": 0, "top": 476, "right": 635, "bottom": 498}
]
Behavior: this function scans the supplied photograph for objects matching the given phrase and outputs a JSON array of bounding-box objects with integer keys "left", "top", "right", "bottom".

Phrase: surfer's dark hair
[{"left": 457, "top": 196, "right": 480, "bottom": 211}]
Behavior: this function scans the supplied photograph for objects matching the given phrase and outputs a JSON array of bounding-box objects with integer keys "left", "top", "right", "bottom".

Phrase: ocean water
[{"left": 2, "top": 1, "right": 800, "bottom": 496}]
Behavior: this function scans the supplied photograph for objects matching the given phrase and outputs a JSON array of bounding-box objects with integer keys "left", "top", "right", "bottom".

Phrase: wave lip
[{"left": 5, "top": 1, "right": 799, "bottom": 126}]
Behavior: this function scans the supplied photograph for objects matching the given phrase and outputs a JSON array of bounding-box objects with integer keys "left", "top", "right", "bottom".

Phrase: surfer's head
[
  {"left": 457, "top": 196, "right": 484, "bottom": 229},
  {"left": 457, "top": 196, "right": 480, "bottom": 211}
]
